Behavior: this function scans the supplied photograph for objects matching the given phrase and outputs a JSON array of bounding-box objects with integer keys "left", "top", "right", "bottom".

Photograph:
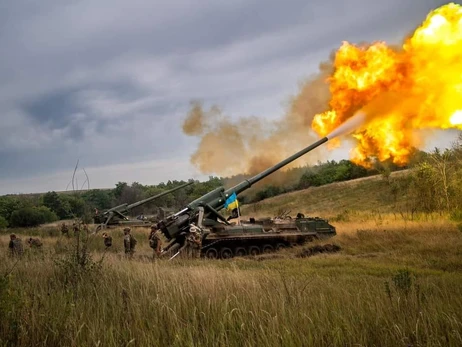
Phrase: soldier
[
  {"left": 102, "top": 232, "right": 112, "bottom": 248},
  {"left": 27, "top": 237, "right": 43, "bottom": 249},
  {"left": 186, "top": 223, "right": 202, "bottom": 259},
  {"left": 8, "top": 234, "right": 24, "bottom": 256},
  {"left": 149, "top": 225, "right": 162, "bottom": 258},
  {"left": 73, "top": 222, "right": 80, "bottom": 237},
  {"left": 186, "top": 231, "right": 202, "bottom": 259},
  {"left": 61, "top": 222, "right": 69, "bottom": 237},
  {"left": 123, "top": 227, "right": 137, "bottom": 257}
]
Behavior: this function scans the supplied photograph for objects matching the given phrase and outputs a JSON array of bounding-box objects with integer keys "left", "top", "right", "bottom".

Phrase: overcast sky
[{"left": 0, "top": 0, "right": 455, "bottom": 195}]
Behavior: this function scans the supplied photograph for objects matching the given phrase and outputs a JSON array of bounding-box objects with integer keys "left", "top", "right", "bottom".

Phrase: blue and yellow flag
[{"left": 224, "top": 192, "right": 239, "bottom": 211}]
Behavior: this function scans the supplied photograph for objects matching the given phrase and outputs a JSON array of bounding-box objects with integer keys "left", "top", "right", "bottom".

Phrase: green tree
[
  {"left": 0, "top": 196, "right": 23, "bottom": 221},
  {"left": 410, "top": 162, "right": 439, "bottom": 213},
  {"left": 62, "top": 195, "right": 86, "bottom": 217},
  {"left": 36, "top": 206, "right": 59, "bottom": 223},
  {"left": 81, "top": 189, "right": 113, "bottom": 210},
  {"left": 42, "top": 191, "right": 70, "bottom": 219},
  {"left": 114, "top": 182, "right": 128, "bottom": 199},
  {"left": 0, "top": 216, "right": 8, "bottom": 229},
  {"left": 299, "top": 171, "right": 323, "bottom": 188},
  {"left": 255, "top": 185, "right": 282, "bottom": 201},
  {"left": 9, "top": 206, "right": 58, "bottom": 227}
]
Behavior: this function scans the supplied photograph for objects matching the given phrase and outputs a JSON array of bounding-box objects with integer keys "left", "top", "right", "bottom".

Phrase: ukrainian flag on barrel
[{"left": 224, "top": 192, "right": 239, "bottom": 211}]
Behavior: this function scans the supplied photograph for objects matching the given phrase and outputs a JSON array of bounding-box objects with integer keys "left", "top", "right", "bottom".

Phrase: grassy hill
[{"left": 243, "top": 170, "right": 411, "bottom": 219}]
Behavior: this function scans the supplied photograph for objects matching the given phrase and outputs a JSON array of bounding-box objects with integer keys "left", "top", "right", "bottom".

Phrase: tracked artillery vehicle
[
  {"left": 198, "top": 213, "right": 336, "bottom": 259},
  {"left": 157, "top": 136, "right": 337, "bottom": 259},
  {"left": 93, "top": 182, "right": 193, "bottom": 231}
]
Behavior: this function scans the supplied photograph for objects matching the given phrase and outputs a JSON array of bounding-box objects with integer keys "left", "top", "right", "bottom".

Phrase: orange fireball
[{"left": 312, "top": 3, "right": 462, "bottom": 167}]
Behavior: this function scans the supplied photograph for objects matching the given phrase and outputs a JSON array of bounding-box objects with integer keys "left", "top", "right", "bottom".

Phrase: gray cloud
[{"left": 0, "top": 0, "right": 453, "bottom": 194}]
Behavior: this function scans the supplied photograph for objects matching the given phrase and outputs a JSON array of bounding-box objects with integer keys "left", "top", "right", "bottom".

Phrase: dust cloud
[{"left": 182, "top": 59, "right": 334, "bottom": 179}]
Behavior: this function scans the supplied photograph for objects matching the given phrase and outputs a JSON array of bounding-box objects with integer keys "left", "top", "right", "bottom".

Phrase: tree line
[
  {"left": 383, "top": 135, "right": 462, "bottom": 220},
  {"left": 0, "top": 178, "right": 224, "bottom": 228},
  {"left": 1, "top": 134, "right": 461, "bottom": 228}
]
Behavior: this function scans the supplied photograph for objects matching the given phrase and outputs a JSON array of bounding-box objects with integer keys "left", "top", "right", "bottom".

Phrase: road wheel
[
  {"left": 220, "top": 248, "right": 233, "bottom": 259},
  {"left": 205, "top": 248, "right": 218, "bottom": 259},
  {"left": 248, "top": 246, "right": 260, "bottom": 256},
  {"left": 234, "top": 247, "right": 247, "bottom": 257},
  {"left": 276, "top": 243, "right": 286, "bottom": 251},
  {"left": 262, "top": 244, "right": 274, "bottom": 253}
]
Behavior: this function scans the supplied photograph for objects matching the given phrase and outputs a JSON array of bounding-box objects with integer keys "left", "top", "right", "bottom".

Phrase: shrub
[{"left": 9, "top": 207, "right": 58, "bottom": 228}]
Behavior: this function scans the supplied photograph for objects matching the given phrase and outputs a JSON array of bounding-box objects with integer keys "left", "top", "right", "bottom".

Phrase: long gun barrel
[
  {"left": 100, "top": 181, "right": 194, "bottom": 225},
  {"left": 159, "top": 137, "right": 328, "bottom": 241},
  {"left": 126, "top": 181, "right": 193, "bottom": 210}
]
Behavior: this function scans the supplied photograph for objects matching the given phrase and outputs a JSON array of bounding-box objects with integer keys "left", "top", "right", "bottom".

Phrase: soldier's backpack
[{"left": 130, "top": 234, "right": 137, "bottom": 247}]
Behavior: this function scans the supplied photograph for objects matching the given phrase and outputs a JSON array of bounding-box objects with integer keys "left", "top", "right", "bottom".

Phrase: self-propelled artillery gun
[
  {"left": 157, "top": 137, "right": 336, "bottom": 259},
  {"left": 93, "top": 181, "right": 193, "bottom": 231}
]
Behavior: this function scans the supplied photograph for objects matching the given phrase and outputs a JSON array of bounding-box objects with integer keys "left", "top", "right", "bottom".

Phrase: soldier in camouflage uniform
[
  {"left": 61, "top": 222, "right": 69, "bottom": 237},
  {"left": 186, "top": 223, "right": 202, "bottom": 259},
  {"left": 149, "top": 225, "right": 162, "bottom": 258},
  {"left": 27, "top": 237, "right": 43, "bottom": 249},
  {"left": 123, "top": 227, "right": 137, "bottom": 258},
  {"left": 102, "top": 232, "right": 112, "bottom": 248},
  {"left": 8, "top": 234, "right": 24, "bottom": 256}
]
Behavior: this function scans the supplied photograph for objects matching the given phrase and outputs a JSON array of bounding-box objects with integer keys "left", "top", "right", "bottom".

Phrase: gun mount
[
  {"left": 158, "top": 137, "right": 330, "bottom": 253},
  {"left": 94, "top": 181, "right": 193, "bottom": 229}
]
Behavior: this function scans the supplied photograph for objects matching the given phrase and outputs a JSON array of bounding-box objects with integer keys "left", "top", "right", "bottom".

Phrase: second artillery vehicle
[
  {"left": 157, "top": 136, "right": 337, "bottom": 259},
  {"left": 93, "top": 182, "right": 193, "bottom": 231}
]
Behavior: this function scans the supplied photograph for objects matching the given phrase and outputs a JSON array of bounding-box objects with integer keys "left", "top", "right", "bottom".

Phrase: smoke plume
[{"left": 182, "top": 59, "right": 334, "bottom": 178}]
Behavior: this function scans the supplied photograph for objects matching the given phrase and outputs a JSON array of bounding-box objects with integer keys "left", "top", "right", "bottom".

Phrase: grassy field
[
  {"left": 242, "top": 170, "right": 410, "bottom": 219},
  {"left": 1, "top": 174, "right": 462, "bottom": 346}
]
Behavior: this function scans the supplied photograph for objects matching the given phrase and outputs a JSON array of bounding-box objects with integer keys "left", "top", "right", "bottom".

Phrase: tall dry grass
[{"left": 1, "top": 218, "right": 461, "bottom": 346}]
